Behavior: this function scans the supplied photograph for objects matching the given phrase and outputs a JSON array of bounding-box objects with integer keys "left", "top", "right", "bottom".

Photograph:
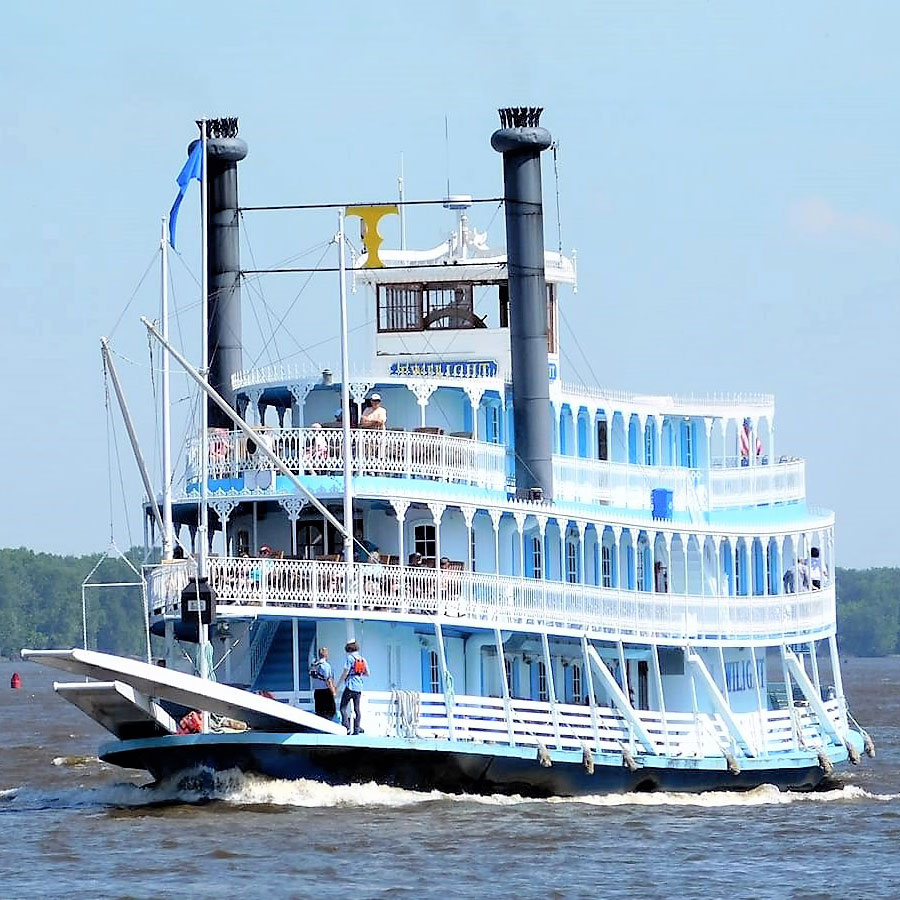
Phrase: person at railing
[
  {"left": 337, "top": 640, "right": 369, "bottom": 735},
  {"left": 304, "top": 422, "right": 328, "bottom": 474},
  {"left": 810, "top": 547, "right": 827, "bottom": 589},
  {"left": 360, "top": 392, "right": 386, "bottom": 429},
  {"left": 783, "top": 567, "right": 794, "bottom": 593},
  {"left": 309, "top": 647, "right": 337, "bottom": 720},
  {"left": 796, "top": 558, "right": 810, "bottom": 591},
  {"left": 250, "top": 544, "right": 276, "bottom": 599}
]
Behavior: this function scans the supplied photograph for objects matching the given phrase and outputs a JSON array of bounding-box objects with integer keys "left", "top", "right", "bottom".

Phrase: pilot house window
[{"left": 377, "top": 284, "right": 479, "bottom": 332}]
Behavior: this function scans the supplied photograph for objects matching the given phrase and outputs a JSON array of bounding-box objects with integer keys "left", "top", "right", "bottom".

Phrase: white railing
[
  {"left": 707, "top": 459, "right": 805, "bottom": 508},
  {"left": 147, "top": 558, "right": 835, "bottom": 644},
  {"left": 558, "top": 382, "right": 774, "bottom": 413},
  {"left": 552, "top": 456, "right": 806, "bottom": 511},
  {"left": 353, "top": 691, "right": 843, "bottom": 757},
  {"left": 185, "top": 426, "right": 507, "bottom": 492},
  {"left": 146, "top": 561, "right": 194, "bottom": 615}
]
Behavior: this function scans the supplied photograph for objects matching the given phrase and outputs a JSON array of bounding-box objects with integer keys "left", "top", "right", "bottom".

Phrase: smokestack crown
[
  {"left": 491, "top": 107, "right": 552, "bottom": 154},
  {"left": 188, "top": 118, "right": 247, "bottom": 163}
]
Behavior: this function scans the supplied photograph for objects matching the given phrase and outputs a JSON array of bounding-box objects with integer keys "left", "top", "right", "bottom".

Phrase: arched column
[
  {"left": 209, "top": 498, "right": 239, "bottom": 556},
  {"left": 534, "top": 514, "right": 548, "bottom": 581},
  {"left": 287, "top": 381, "right": 314, "bottom": 428},
  {"left": 575, "top": 520, "right": 587, "bottom": 585},
  {"left": 513, "top": 511, "right": 528, "bottom": 577},
  {"left": 277, "top": 496, "right": 307, "bottom": 556},
  {"left": 463, "top": 385, "right": 486, "bottom": 441},
  {"left": 390, "top": 499, "right": 410, "bottom": 567},
  {"left": 410, "top": 381, "right": 438, "bottom": 428},
  {"left": 427, "top": 501, "right": 447, "bottom": 610},
  {"left": 461, "top": 505, "right": 476, "bottom": 571},
  {"left": 488, "top": 508, "right": 504, "bottom": 574}
]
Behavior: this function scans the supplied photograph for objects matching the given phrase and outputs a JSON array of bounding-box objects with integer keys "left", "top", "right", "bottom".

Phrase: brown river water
[{"left": 1, "top": 657, "right": 898, "bottom": 899}]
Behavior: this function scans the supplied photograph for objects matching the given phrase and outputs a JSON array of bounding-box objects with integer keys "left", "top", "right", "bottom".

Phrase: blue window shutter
[
  {"left": 511, "top": 659, "right": 520, "bottom": 697},
  {"left": 530, "top": 662, "right": 539, "bottom": 700},
  {"left": 420, "top": 649, "right": 431, "bottom": 692},
  {"left": 564, "top": 665, "right": 574, "bottom": 703}
]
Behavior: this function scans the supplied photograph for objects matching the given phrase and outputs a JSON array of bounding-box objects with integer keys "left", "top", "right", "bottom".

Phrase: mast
[
  {"left": 160, "top": 217, "right": 174, "bottom": 560},
  {"left": 338, "top": 211, "right": 353, "bottom": 566},
  {"left": 337, "top": 210, "right": 355, "bottom": 641},
  {"left": 197, "top": 119, "right": 210, "bottom": 701},
  {"left": 399, "top": 154, "right": 406, "bottom": 251}
]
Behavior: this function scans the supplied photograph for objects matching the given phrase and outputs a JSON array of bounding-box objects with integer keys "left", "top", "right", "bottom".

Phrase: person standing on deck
[
  {"left": 360, "top": 393, "right": 386, "bottom": 428},
  {"left": 337, "top": 640, "right": 369, "bottom": 734},
  {"left": 310, "top": 647, "right": 337, "bottom": 719}
]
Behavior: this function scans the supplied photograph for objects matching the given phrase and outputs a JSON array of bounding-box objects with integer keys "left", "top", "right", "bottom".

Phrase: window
[
  {"left": 566, "top": 540, "right": 578, "bottom": 583},
  {"left": 295, "top": 522, "right": 323, "bottom": 560},
  {"left": 488, "top": 405, "right": 500, "bottom": 444},
  {"left": 236, "top": 529, "right": 250, "bottom": 556},
  {"left": 470, "top": 528, "right": 477, "bottom": 571},
  {"left": 504, "top": 656, "right": 512, "bottom": 692},
  {"left": 376, "top": 283, "right": 480, "bottom": 333},
  {"left": 429, "top": 650, "right": 441, "bottom": 694},
  {"left": 531, "top": 535, "right": 543, "bottom": 579},
  {"left": 645, "top": 424, "right": 654, "bottom": 465},
  {"left": 378, "top": 285, "right": 422, "bottom": 332},
  {"left": 682, "top": 419, "right": 694, "bottom": 467},
  {"left": 735, "top": 545, "right": 744, "bottom": 595},
  {"left": 414, "top": 523, "right": 436, "bottom": 559},
  {"left": 537, "top": 660, "right": 549, "bottom": 702},
  {"left": 597, "top": 419, "right": 608, "bottom": 461},
  {"left": 601, "top": 544, "right": 612, "bottom": 588},
  {"left": 572, "top": 663, "right": 582, "bottom": 703}
]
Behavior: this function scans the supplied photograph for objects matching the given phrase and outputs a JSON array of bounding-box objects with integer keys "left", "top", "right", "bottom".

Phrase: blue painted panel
[
  {"left": 420, "top": 649, "right": 431, "bottom": 692},
  {"left": 628, "top": 417, "right": 639, "bottom": 464},
  {"left": 626, "top": 545, "right": 635, "bottom": 590},
  {"left": 529, "top": 662, "right": 539, "bottom": 700}
]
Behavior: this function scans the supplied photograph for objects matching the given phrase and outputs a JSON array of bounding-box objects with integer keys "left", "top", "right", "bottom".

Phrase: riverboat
[{"left": 24, "top": 109, "right": 872, "bottom": 796}]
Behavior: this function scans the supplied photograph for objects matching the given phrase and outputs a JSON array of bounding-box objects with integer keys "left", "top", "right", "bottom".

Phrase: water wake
[
  {"left": 84, "top": 769, "right": 900, "bottom": 809},
  {"left": 3, "top": 768, "right": 896, "bottom": 812}
]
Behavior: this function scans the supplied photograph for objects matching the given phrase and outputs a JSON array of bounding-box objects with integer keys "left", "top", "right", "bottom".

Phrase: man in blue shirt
[
  {"left": 337, "top": 640, "right": 368, "bottom": 734},
  {"left": 310, "top": 646, "right": 336, "bottom": 719}
]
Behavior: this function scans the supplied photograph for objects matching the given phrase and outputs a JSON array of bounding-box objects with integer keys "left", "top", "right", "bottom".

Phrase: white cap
[{"left": 370, "top": 393, "right": 381, "bottom": 401}]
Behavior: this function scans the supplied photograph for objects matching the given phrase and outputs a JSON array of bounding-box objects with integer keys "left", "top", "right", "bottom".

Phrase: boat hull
[{"left": 100, "top": 732, "right": 839, "bottom": 797}]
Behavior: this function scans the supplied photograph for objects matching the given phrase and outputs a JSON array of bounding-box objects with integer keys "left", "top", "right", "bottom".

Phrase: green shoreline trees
[
  {"left": 0, "top": 547, "right": 146, "bottom": 660},
  {"left": 0, "top": 547, "right": 898, "bottom": 659}
]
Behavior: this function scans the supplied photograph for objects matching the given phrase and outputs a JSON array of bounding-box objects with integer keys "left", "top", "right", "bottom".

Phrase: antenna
[
  {"left": 444, "top": 114, "right": 451, "bottom": 199},
  {"left": 552, "top": 141, "right": 563, "bottom": 257},
  {"left": 399, "top": 152, "right": 407, "bottom": 251}
]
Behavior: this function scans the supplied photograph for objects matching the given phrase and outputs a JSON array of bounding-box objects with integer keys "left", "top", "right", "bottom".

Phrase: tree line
[
  {"left": 0, "top": 547, "right": 147, "bottom": 660},
  {"left": 0, "top": 547, "right": 898, "bottom": 659}
]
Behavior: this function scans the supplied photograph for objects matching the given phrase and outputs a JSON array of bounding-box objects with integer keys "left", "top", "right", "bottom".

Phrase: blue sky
[{"left": 1, "top": 2, "right": 897, "bottom": 566}]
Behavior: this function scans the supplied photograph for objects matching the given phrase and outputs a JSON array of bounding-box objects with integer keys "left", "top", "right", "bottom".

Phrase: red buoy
[{"left": 10, "top": 672, "right": 22, "bottom": 689}]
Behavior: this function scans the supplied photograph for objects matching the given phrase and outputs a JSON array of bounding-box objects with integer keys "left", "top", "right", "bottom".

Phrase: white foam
[
  {"left": 51, "top": 755, "right": 100, "bottom": 768},
  {"left": 111, "top": 768, "right": 900, "bottom": 809}
]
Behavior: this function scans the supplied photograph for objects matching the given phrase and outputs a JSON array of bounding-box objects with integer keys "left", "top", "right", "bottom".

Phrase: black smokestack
[
  {"left": 491, "top": 107, "right": 553, "bottom": 501},
  {"left": 188, "top": 117, "right": 247, "bottom": 428}
]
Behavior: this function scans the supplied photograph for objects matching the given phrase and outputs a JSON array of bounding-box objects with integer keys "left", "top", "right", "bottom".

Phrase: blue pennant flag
[{"left": 168, "top": 140, "right": 203, "bottom": 248}]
